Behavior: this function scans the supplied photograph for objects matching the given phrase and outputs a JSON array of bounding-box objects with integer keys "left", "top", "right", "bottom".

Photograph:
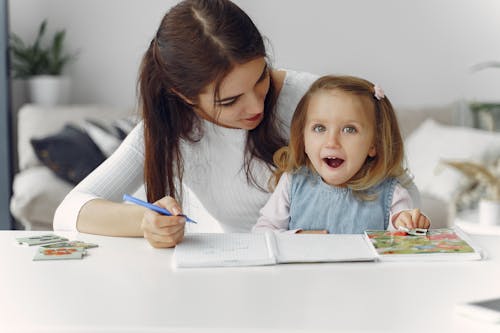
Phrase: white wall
[{"left": 8, "top": 0, "right": 500, "bottom": 110}]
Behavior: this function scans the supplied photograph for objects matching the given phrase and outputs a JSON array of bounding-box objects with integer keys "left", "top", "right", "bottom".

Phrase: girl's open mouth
[{"left": 323, "top": 157, "right": 344, "bottom": 168}]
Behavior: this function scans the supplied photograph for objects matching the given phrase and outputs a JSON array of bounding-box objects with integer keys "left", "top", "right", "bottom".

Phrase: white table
[{"left": 1, "top": 230, "right": 500, "bottom": 333}]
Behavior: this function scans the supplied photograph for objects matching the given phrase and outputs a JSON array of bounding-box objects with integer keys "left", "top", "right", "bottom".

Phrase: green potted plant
[
  {"left": 441, "top": 160, "right": 500, "bottom": 226},
  {"left": 9, "top": 19, "right": 76, "bottom": 106},
  {"left": 469, "top": 61, "right": 500, "bottom": 131}
]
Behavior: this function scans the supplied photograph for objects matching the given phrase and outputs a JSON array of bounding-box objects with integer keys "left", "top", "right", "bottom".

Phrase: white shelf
[{"left": 454, "top": 209, "right": 500, "bottom": 235}]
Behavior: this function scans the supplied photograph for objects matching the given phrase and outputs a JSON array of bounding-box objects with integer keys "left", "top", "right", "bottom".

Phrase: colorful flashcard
[
  {"left": 41, "top": 240, "right": 98, "bottom": 249},
  {"left": 33, "top": 247, "right": 86, "bottom": 261},
  {"left": 365, "top": 228, "right": 482, "bottom": 261},
  {"left": 16, "top": 234, "right": 68, "bottom": 246}
]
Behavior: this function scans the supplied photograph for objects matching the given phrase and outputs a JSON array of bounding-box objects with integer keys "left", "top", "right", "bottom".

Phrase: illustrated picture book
[
  {"left": 364, "top": 227, "right": 483, "bottom": 261},
  {"left": 173, "top": 232, "right": 378, "bottom": 268}
]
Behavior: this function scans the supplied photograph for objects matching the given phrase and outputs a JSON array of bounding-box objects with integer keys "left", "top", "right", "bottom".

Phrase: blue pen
[{"left": 123, "top": 194, "right": 197, "bottom": 224}]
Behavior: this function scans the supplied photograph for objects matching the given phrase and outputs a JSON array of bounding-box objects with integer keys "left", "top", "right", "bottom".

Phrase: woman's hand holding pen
[
  {"left": 393, "top": 208, "right": 431, "bottom": 230},
  {"left": 141, "top": 196, "right": 186, "bottom": 248}
]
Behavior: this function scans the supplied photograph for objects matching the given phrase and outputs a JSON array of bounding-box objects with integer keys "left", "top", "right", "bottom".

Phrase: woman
[{"left": 54, "top": 0, "right": 336, "bottom": 247}]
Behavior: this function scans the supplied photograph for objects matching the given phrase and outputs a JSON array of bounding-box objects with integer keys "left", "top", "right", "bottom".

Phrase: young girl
[{"left": 253, "top": 75, "right": 430, "bottom": 234}]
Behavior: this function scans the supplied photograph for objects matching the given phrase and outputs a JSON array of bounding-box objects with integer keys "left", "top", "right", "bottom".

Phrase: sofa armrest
[{"left": 10, "top": 166, "right": 74, "bottom": 230}]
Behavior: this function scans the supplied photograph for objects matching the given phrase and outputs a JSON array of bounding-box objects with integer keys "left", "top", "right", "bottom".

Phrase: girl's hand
[
  {"left": 141, "top": 196, "right": 186, "bottom": 248},
  {"left": 297, "top": 230, "right": 329, "bottom": 234},
  {"left": 394, "top": 208, "right": 430, "bottom": 230}
]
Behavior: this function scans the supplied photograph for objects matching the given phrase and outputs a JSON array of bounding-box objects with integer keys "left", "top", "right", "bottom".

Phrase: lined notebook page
[
  {"left": 275, "top": 234, "right": 378, "bottom": 263},
  {"left": 174, "top": 233, "right": 276, "bottom": 268}
]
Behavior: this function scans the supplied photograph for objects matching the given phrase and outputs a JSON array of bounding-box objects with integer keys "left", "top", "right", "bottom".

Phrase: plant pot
[
  {"left": 479, "top": 199, "right": 500, "bottom": 226},
  {"left": 470, "top": 102, "right": 500, "bottom": 132},
  {"left": 28, "top": 75, "right": 70, "bottom": 106}
]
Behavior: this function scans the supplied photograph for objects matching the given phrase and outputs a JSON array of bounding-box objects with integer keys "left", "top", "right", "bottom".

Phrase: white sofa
[
  {"left": 10, "top": 104, "right": 135, "bottom": 230},
  {"left": 396, "top": 103, "right": 459, "bottom": 228},
  {"left": 11, "top": 102, "right": 465, "bottom": 231}
]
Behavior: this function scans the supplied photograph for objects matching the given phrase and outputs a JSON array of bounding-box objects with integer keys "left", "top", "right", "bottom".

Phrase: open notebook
[{"left": 173, "top": 232, "right": 378, "bottom": 268}]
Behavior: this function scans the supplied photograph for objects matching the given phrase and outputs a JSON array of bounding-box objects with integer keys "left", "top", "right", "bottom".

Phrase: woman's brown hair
[
  {"left": 272, "top": 75, "right": 406, "bottom": 197},
  {"left": 138, "top": 0, "right": 286, "bottom": 203}
]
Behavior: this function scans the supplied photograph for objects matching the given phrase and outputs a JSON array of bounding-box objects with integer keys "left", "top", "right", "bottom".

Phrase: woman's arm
[
  {"left": 77, "top": 197, "right": 186, "bottom": 248},
  {"left": 54, "top": 123, "right": 187, "bottom": 247},
  {"left": 54, "top": 123, "right": 146, "bottom": 235},
  {"left": 77, "top": 199, "right": 145, "bottom": 236}
]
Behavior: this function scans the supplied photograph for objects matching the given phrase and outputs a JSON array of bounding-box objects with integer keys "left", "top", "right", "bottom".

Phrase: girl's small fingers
[
  {"left": 417, "top": 215, "right": 430, "bottom": 229},
  {"left": 411, "top": 208, "right": 420, "bottom": 221},
  {"left": 398, "top": 212, "right": 413, "bottom": 229},
  {"left": 393, "top": 216, "right": 404, "bottom": 228},
  {"left": 415, "top": 215, "right": 423, "bottom": 228},
  {"left": 411, "top": 209, "right": 423, "bottom": 227}
]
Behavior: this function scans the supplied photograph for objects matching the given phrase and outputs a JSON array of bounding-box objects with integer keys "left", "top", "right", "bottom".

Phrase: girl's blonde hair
[{"left": 272, "top": 75, "right": 406, "bottom": 197}]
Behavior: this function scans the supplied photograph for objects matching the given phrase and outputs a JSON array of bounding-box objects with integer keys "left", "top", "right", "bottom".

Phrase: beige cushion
[
  {"left": 406, "top": 118, "right": 500, "bottom": 200},
  {"left": 405, "top": 119, "right": 500, "bottom": 226},
  {"left": 17, "top": 104, "right": 135, "bottom": 171},
  {"left": 12, "top": 104, "right": 135, "bottom": 230},
  {"left": 396, "top": 103, "right": 456, "bottom": 139}
]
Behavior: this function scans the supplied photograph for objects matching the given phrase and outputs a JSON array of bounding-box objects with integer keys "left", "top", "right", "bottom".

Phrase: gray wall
[
  {"left": 8, "top": 0, "right": 500, "bottom": 109},
  {"left": 1, "top": 0, "right": 13, "bottom": 229}
]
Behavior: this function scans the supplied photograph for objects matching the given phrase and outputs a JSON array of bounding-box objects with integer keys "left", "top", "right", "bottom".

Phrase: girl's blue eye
[
  {"left": 313, "top": 124, "right": 326, "bottom": 133},
  {"left": 342, "top": 126, "right": 357, "bottom": 134}
]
